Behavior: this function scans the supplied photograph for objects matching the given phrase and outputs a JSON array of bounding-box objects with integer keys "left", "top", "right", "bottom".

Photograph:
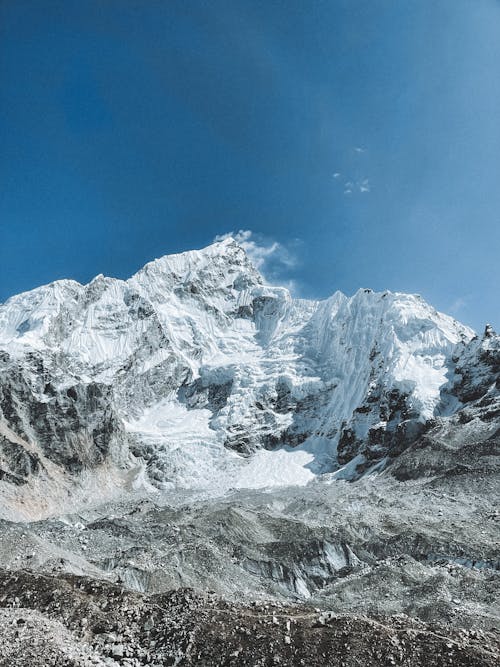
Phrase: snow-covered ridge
[{"left": 0, "top": 239, "right": 478, "bottom": 493}]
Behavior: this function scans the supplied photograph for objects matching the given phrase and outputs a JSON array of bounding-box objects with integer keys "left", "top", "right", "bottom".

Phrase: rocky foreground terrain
[
  {"left": 0, "top": 241, "right": 498, "bottom": 664},
  {"left": 0, "top": 418, "right": 498, "bottom": 665},
  {"left": 1, "top": 567, "right": 499, "bottom": 667}
]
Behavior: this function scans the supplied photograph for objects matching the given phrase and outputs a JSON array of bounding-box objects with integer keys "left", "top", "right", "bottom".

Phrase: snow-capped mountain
[{"left": 0, "top": 238, "right": 496, "bottom": 501}]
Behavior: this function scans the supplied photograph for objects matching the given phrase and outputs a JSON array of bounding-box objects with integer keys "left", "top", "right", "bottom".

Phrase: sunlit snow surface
[
  {"left": 124, "top": 400, "right": 316, "bottom": 491},
  {"left": 0, "top": 239, "right": 475, "bottom": 493}
]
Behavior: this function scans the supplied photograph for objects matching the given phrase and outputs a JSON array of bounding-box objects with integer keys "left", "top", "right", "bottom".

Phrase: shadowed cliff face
[{"left": 0, "top": 351, "right": 129, "bottom": 483}]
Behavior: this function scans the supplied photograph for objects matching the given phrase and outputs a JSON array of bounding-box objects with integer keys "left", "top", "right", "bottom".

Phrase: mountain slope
[{"left": 0, "top": 239, "right": 484, "bottom": 505}]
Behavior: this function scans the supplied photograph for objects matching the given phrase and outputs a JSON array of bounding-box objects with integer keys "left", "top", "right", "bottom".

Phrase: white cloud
[
  {"left": 214, "top": 230, "right": 300, "bottom": 292},
  {"left": 332, "top": 146, "right": 371, "bottom": 195},
  {"left": 338, "top": 178, "right": 371, "bottom": 195},
  {"left": 449, "top": 296, "right": 467, "bottom": 315}
]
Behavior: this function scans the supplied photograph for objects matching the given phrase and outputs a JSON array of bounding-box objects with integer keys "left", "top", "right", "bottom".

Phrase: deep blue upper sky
[{"left": 1, "top": 0, "right": 499, "bottom": 331}]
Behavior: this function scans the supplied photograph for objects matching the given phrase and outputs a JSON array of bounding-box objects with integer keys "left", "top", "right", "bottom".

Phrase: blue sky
[{"left": 1, "top": 0, "right": 499, "bottom": 331}]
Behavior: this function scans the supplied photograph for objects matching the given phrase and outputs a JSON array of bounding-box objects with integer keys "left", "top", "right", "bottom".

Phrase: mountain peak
[
  {"left": 131, "top": 238, "right": 261, "bottom": 287},
  {"left": 0, "top": 239, "right": 484, "bottom": 499}
]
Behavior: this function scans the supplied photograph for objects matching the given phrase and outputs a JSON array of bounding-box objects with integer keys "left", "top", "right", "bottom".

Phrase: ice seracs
[{"left": 0, "top": 239, "right": 478, "bottom": 498}]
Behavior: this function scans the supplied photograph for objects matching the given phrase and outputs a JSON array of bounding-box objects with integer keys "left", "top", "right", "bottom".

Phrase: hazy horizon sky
[{"left": 1, "top": 1, "right": 499, "bottom": 331}]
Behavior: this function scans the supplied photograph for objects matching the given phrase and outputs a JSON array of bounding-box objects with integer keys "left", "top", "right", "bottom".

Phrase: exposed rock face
[
  {"left": 1, "top": 239, "right": 495, "bottom": 498},
  {"left": 387, "top": 325, "right": 500, "bottom": 482},
  {"left": 0, "top": 350, "right": 129, "bottom": 482},
  {"left": 449, "top": 325, "right": 500, "bottom": 417}
]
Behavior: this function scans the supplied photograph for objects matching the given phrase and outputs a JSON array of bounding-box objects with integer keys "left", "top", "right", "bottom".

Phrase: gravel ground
[
  {"left": 0, "top": 419, "right": 498, "bottom": 665},
  {"left": 0, "top": 569, "right": 499, "bottom": 667}
]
